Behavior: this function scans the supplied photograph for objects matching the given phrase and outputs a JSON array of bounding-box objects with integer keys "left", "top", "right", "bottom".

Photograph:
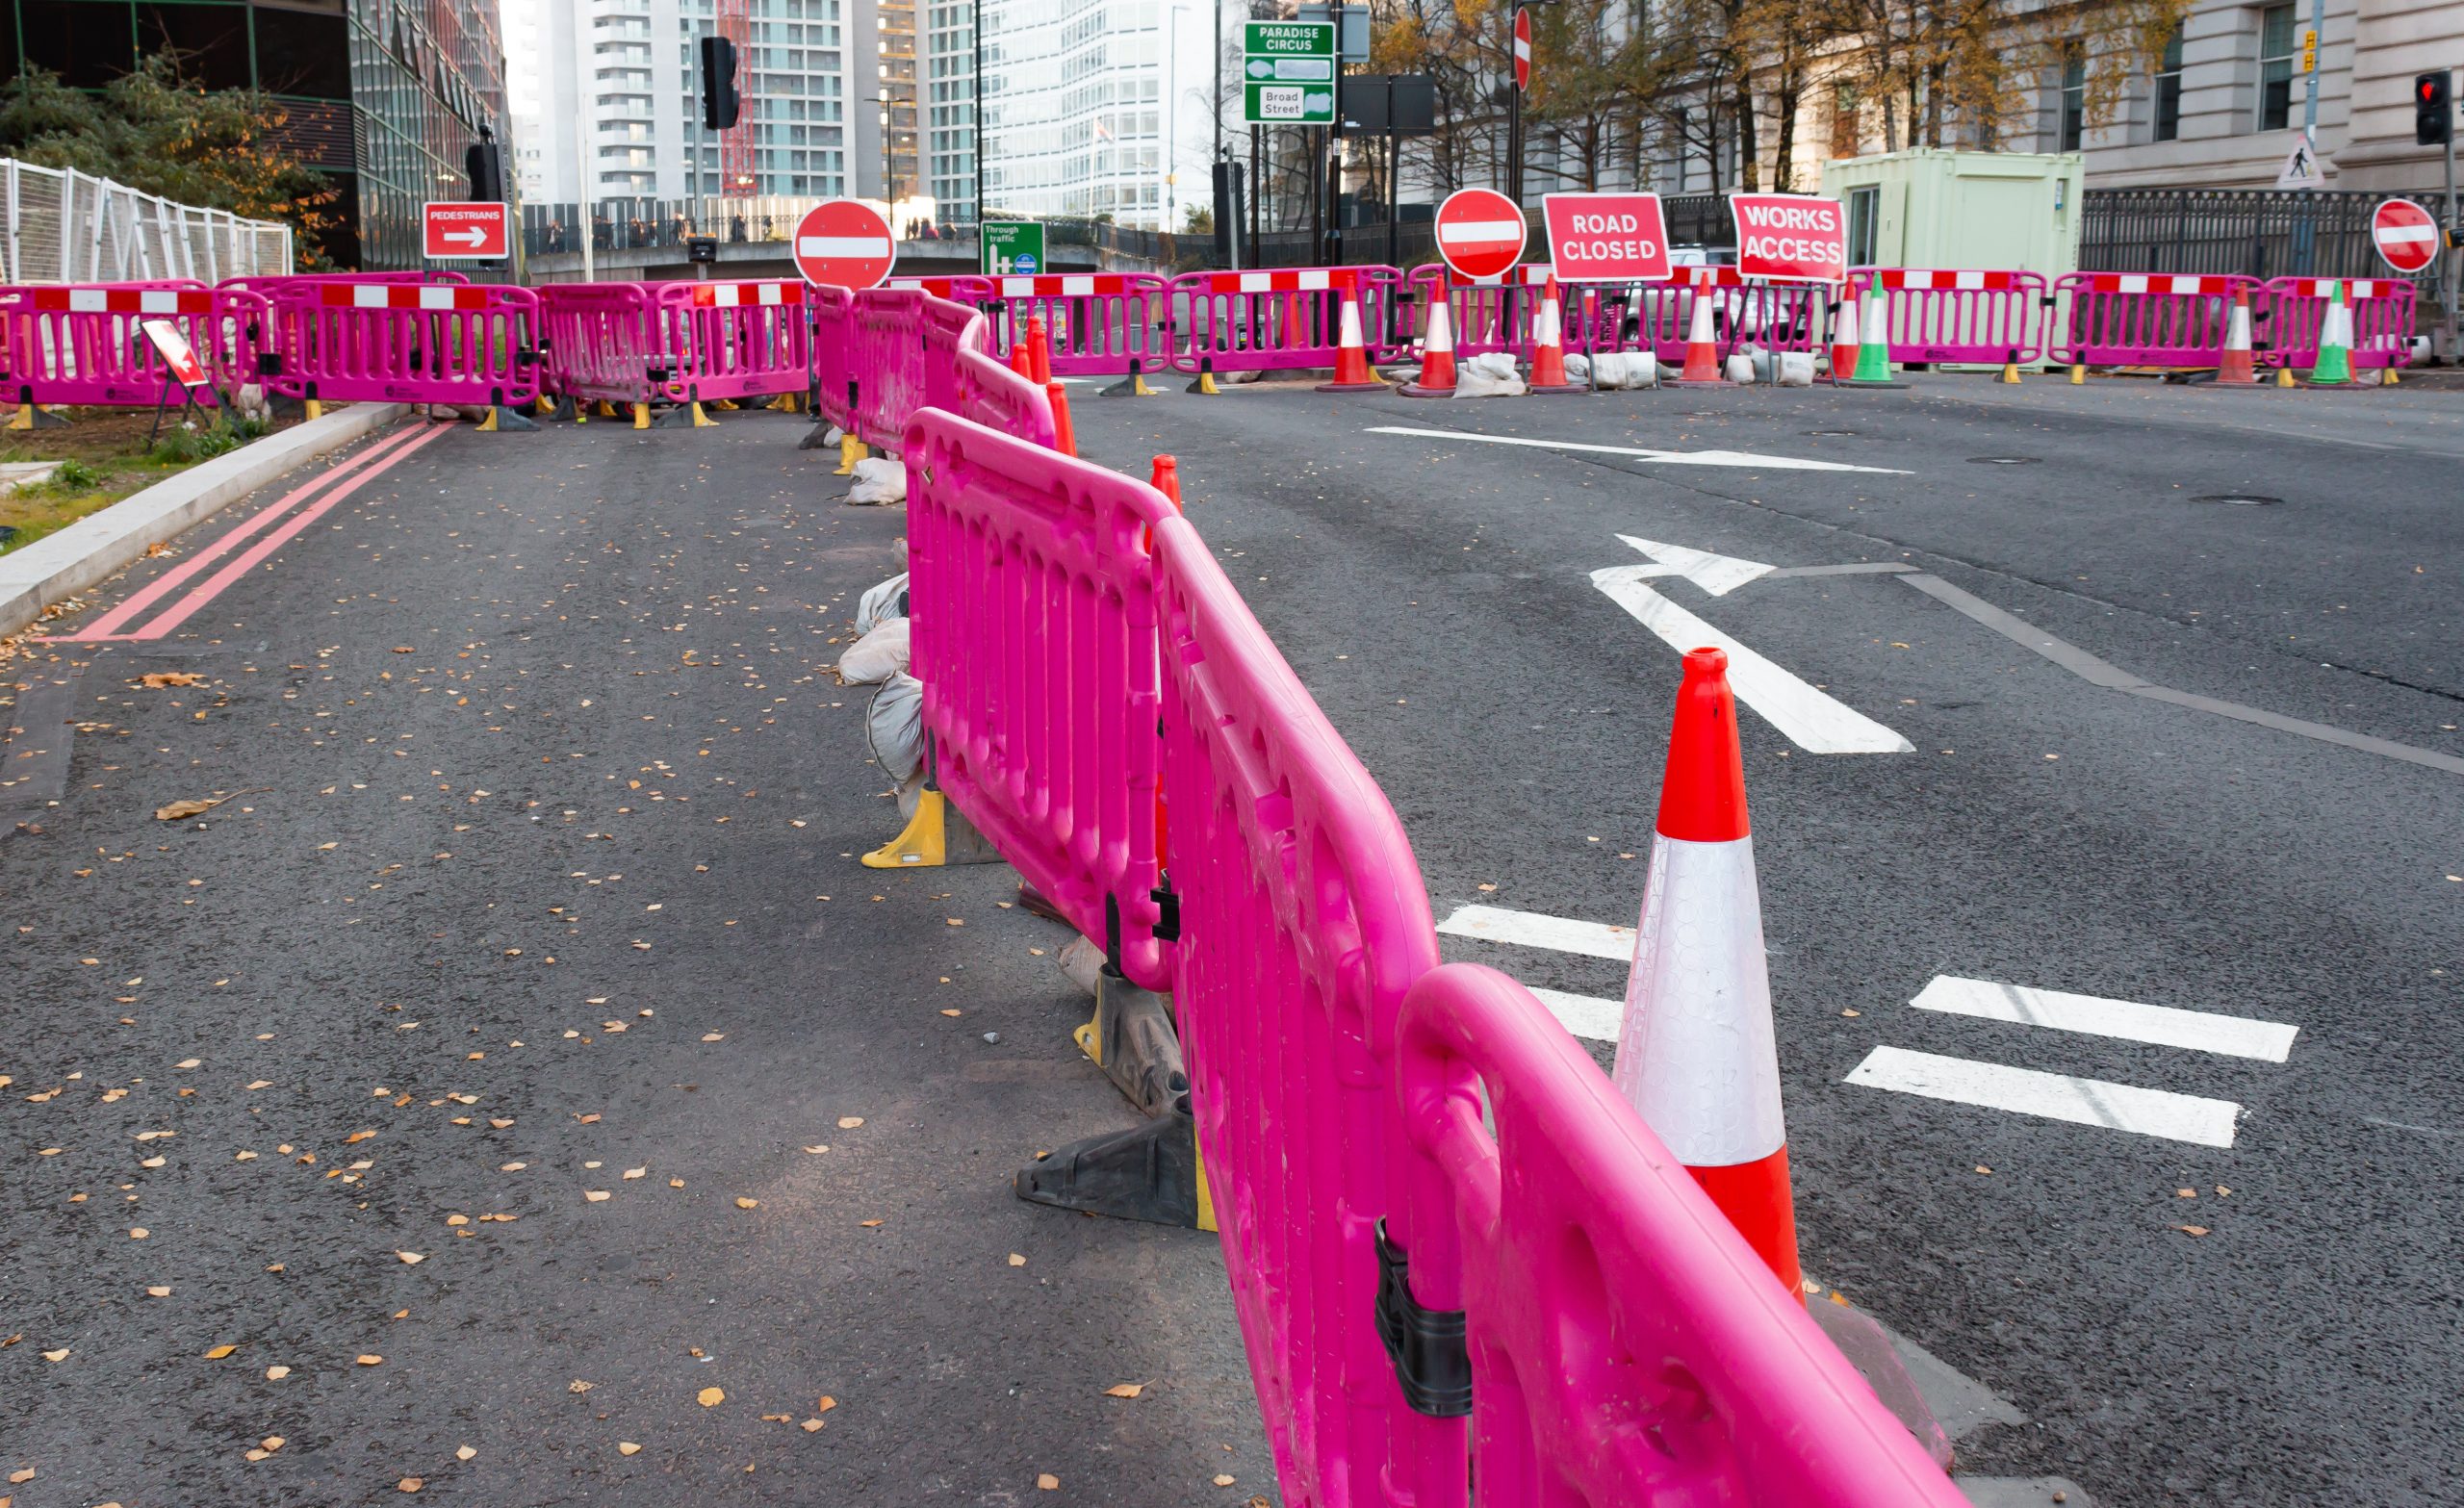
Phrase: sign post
[
  {"left": 979, "top": 220, "right": 1046, "bottom": 276},
  {"left": 792, "top": 199, "right": 897, "bottom": 289},
  {"left": 1242, "top": 21, "right": 1336, "bottom": 125},
  {"left": 422, "top": 201, "right": 509, "bottom": 261}
]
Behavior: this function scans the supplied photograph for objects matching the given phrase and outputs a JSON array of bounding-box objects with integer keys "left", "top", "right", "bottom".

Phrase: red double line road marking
[{"left": 54, "top": 422, "right": 449, "bottom": 643}]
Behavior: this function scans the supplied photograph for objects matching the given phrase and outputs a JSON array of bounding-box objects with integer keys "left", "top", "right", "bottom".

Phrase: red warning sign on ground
[
  {"left": 1541, "top": 193, "right": 1671, "bottom": 283},
  {"left": 1434, "top": 188, "right": 1527, "bottom": 283},
  {"left": 1730, "top": 192, "right": 1848, "bottom": 284},
  {"left": 2372, "top": 197, "right": 2439, "bottom": 275}
]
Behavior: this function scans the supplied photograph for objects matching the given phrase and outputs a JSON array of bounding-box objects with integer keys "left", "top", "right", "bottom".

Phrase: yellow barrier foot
[
  {"left": 632, "top": 401, "right": 651, "bottom": 429},
  {"left": 2384, "top": 367, "right": 2400, "bottom": 386},
  {"left": 1999, "top": 362, "right": 2021, "bottom": 384},
  {"left": 711, "top": 398, "right": 741, "bottom": 411},
  {"left": 1100, "top": 360, "right": 1161, "bottom": 397},
  {"left": 1072, "top": 971, "right": 1188, "bottom": 1117},
  {"left": 598, "top": 399, "right": 622, "bottom": 419},
  {"left": 1188, "top": 367, "right": 1220, "bottom": 395},
  {"left": 533, "top": 394, "right": 555, "bottom": 417},
  {"left": 833, "top": 433, "right": 869, "bottom": 477},
  {"left": 476, "top": 404, "right": 539, "bottom": 432},
  {"left": 770, "top": 393, "right": 805, "bottom": 414},
  {"left": 692, "top": 400, "right": 715, "bottom": 427},
  {"left": 2275, "top": 366, "right": 2297, "bottom": 388},
  {"left": 1015, "top": 1111, "right": 1215, "bottom": 1231},
  {"left": 8, "top": 403, "right": 65, "bottom": 430},
  {"left": 2067, "top": 364, "right": 2084, "bottom": 386},
  {"left": 304, "top": 398, "right": 324, "bottom": 421},
  {"left": 859, "top": 787, "right": 1001, "bottom": 868}
]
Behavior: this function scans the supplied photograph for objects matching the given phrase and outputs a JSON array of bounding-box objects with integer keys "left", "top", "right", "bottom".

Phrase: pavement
[
  {"left": 0, "top": 411, "right": 1271, "bottom": 1506},
  {"left": 1056, "top": 371, "right": 2460, "bottom": 1507}
]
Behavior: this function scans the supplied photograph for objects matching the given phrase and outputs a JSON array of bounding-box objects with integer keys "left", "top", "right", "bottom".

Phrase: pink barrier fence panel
[
  {"left": 1396, "top": 963, "right": 1973, "bottom": 1507},
  {"left": 537, "top": 283, "right": 685, "bottom": 407},
  {"left": 0, "top": 284, "right": 267, "bottom": 409},
  {"left": 809, "top": 283, "right": 855, "bottom": 428},
  {"left": 850, "top": 287, "right": 931, "bottom": 447},
  {"left": 1847, "top": 268, "right": 2048, "bottom": 365},
  {"left": 657, "top": 279, "right": 810, "bottom": 402},
  {"left": 890, "top": 275, "right": 995, "bottom": 304},
  {"left": 916, "top": 289, "right": 1057, "bottom": 447},
  {"left": 1171, "top": 266, "right": 1409, "bottom": 371},
  {"left": 1149, "top": 502, "right": 1463, "bottom": 1507},
  {"left": 1403, "top": 266, "right": 1608, "bottom": 362},
  {"left": 2049, "top": 271, "right": 2260, "bottom": 368},
  {"left": 2261, "top": 276, "right": 2417, "bottom": 370},
  {"left": 903, "top": 409, "right": 1170, "bottom": 990},
  {"left": 217, "top": 271, "right": 467, "bottom": 294},
  {"left": 977, "top": 272, "right": 1175, "bottom": 375},
  {"left": 264, "top": 281, "right": 541, "bottom": 407},
  {"left": 1630, "top": 267, "right": 1824, "bottom": 362}
]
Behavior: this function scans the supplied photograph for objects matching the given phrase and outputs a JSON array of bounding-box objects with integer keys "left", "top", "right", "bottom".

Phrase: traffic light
[
  {"left": 701, "top": 36, "right": 740, "bottom": 131},
  {"left": 2415, "top": 70, "right": 2451, "bottom": 146},
  {"left": 464, "top": 139, "right": 504, "bottom": 202}
]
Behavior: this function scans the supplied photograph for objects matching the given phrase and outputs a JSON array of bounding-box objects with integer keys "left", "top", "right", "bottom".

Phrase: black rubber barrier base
[{"left": 1015, "top": 1111, "right": 1211, "bottom": 1230}]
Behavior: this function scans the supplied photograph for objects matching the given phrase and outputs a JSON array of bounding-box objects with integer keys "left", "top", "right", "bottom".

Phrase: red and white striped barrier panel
[
  {"left": 1174, "top": 266, "right": 1411, "bottom": 372},
  {"left": 975, "top": 271, "right": 1174, "bottom": 377},
  {"left": 260, "top": 281, "right": 541, "bottom": 408},
  {"left": 1845, "top": 267, "right": 2048, "bottom": 365},
  {"left": 888, "top": 275, "right": 994, "bottom": 302},
  {"left": 2048, "top": 271, "right": 2267, "bottom": 369},
  {"left": 0, "top": 282, "right": 268, "bottom": 410},
  {"left": 2262, "top": 276, "right": 2417, "bottom": 371},
  {"left": 657, "top": 280, "right": 810, "bottom": 403}
]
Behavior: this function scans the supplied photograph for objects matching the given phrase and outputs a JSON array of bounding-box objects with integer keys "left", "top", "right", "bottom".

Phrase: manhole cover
[
  {"left": 2191, "top": 494, "right": 2281, "bottom": 506},
  {"left": 1965, "top": 455, "right": 2042, "bottom": 466},
  {"left": 1805, "top": 429, "right": 1859, "bottom": 437}
]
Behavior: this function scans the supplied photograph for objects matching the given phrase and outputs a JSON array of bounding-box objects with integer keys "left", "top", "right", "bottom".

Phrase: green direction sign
[
  {"left": 1244, "top": 21, "right": 1336, "bottom": 124},
  {"left": 979, "top": 220, "right": 1045, "bottom": 276},
  {"left": 1245, "top": 82, "right": 1336, "bottom": 125}
]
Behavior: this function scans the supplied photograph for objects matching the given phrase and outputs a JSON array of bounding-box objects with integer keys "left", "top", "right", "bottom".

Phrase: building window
[
  {"left": 2258, "top": 4, "right": 2295, "bottom": 131},
  {"left": 1845, "top": 184, "right": 1879, "bottom": 267},
  {"left": 2153, "top": 28, "right": 2183, "bottom": 141},
  {"left": 1831, "top": 83, "right": 1860, "bottom": 158},
  {"left": 2057, "top": 50, "right": 2086, "bottom": 149}
]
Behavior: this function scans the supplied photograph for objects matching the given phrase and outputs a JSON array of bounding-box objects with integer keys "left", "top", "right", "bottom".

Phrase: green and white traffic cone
[
  {"left": 2307, "top": 280, "right": 2353, "bottom": 387},
  {"left": 1841, "top": 286, "right": 1906, "bottom": 388}
]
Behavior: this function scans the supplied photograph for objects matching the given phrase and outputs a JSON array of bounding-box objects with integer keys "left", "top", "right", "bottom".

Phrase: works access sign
[
  {"left": 423, "top": 201, "right": 509, "bottom": 260},
  {"left": 1730, "top": 193, "right": 1847, "bottom": 284}
]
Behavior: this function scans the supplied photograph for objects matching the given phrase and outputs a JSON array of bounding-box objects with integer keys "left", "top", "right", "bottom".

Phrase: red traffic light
[{"left": 2423, "top": 79, "right": 2442, "bottom": 103}]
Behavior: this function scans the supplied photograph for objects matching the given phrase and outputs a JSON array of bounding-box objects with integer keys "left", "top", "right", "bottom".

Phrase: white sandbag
[
  {"left": 845, "top": 456, "right": 908, "bottom": 506},
  {"left": 856, "top": 572, "right": 911, "bottom": 634},
  {"left": 836, "top": 616, "right": 911, "bottom": 684},
  {"left": 1561, "top": 352, "right": 1590, "bottom": 383},
  {"left": 865, "top": 672, "right": 924, "bottom": 783},
  {"left": 1774, "top": 350, "right": 1815, "bottom": 388},
  {"left": 1454, "top": 351, "right": 1527, "bottom": 398},
  {"left": 1590, "top": 351, "right": 1658, "bottom": 390},
  {"left": 825, "top": 424, "right": 845, "bottom": 445},
  {"left": 1724, "top": 353, "right": 1758, "bottom": 384}
]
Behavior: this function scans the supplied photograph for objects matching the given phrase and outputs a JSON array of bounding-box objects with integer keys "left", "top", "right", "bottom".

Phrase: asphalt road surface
[
  {"left": 1062, "top": 372, "right": 2462, "bottom": 1508},
  {"left": 1, "top": 411, "right": 1271, "bottom": 1507}
]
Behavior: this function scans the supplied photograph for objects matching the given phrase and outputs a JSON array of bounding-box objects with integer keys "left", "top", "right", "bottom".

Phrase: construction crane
[{"left": 718, "top": 0, "right": 755, "bottom": 196}]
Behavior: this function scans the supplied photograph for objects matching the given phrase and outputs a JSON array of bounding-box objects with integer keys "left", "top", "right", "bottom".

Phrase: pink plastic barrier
[
  {"left": 1396, "top": 964, "right": 1972, "bottom": 1506},
  {"left": 1847, "top": 268, "right": 2048, "bottom": 365},
  {"left": 0, "top": 284, "right": 267, "bottom": 409},
  {"left": 2049, "top": 271, "right": 2261, "bottom": 369},
  {"left": 1404, "top": 265, "right": 1612, "bottom": 362},
  {"left": 809, "top": 282, "right": 854, "bottom": 428},
  {"left": 1172, "top": 266, "right": 1410, "bottom": 371},
  {"left": 2261, "top": 276, "right": 2417, "bottom": 371},
  {"left": 903, "top": 409, "right": 1170, "bottom": 990},
  {"left": 263, "top": 281, "right": 541, "bottom": 407},
  {"left": 217, "top": 271, "right": 467, "bottom": 294},
  {"left": 537, "top": 283, "right": 689, "bottom": 408},
  {"left": 812, "top": 284, "right": 1053, "bottom": 449},
  {"left": 975, "top": 271, "right": 1174, "bottom": 376},
  {"left": 1630, "top": 267, "right": 1824, "bottom": 362},
  {"left": 656, "top": 279, "right": 810, "bottom": 402}
]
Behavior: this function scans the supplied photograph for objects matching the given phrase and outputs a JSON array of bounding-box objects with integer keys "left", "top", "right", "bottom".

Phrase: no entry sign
[
  {"left": 1434, "top": 188, "right": 1526, "bottom": 283},
  {"left": 793, "top": 199, "right": 897, "bottom": 289},
  {"left": 1730, "top": 192, "right": 1847, "bottom": 284},
  {"left": 1512, "top": 9, "right": 1531, "bottom": 90},
  {"left": 1542, "top": 192, "right": 1670, "bottom": 282},
  {"left": 423, "top": 201, "right": 508, "bottom": 260},
  {"left": 2372, "top": 197, "right": 2440, "bottom": 275}
]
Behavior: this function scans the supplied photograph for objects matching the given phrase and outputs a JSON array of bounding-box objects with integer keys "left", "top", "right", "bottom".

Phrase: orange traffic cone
[
  {"left": 1611, "top": 646, "right": 1802, "bottom": 1298},
  {"left": 1669, "top": 290, "right": 1725, "bottom": 386},
  {"left": 1046, "top": 378, "right": 1077, "bottom": 457},
  {"left": 2216, "top": 288, "right": 2258, "bottom": 386},
  {"left": 1527, "top": 276, "right": 1582, "bottom": 394},
  {"left": 1011, "top": 342, "right": 1034, "bottom": 379},
  {"left": 1828, "top": 288, "right": 1860, "bottom": 381},
  {"left": 1315, "top": 277, "right": 1389, "bottom": 393},
  {"left": 1147, "top": 451, "right": 1183, "bottom": 867},
  {"left": 1026, "top": 315, "right": 1053, "bottom": 384},
  {"left": 1399, "top": 294, "right": 1458, "bottom": 397},
  {"left": 1148, "top": 453, "right": 1182, "bottom": 508}
]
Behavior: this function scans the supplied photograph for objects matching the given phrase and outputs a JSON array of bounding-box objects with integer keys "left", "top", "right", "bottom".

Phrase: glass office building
[{"left": 4, "top": 0, "right": 508, "bottom": 268}]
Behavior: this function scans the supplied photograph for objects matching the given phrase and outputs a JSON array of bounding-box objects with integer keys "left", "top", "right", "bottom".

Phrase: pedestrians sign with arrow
[{"left": 423, "top": 201, "right": 509, "bottom": 260}]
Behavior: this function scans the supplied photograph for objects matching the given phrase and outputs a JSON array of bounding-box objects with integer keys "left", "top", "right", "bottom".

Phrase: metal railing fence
[{"left": 0, "top": 160, "right": 294, "bottom": 284}]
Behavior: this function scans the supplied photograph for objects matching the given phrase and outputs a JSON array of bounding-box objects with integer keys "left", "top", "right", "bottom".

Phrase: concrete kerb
[{"left": 0, "top": 401, "right": 414, "bottom": 640}]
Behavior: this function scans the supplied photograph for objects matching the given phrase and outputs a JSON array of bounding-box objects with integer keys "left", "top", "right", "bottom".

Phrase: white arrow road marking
[
  {"left": 1615, "top": 533, "right": 1772, "bottom": 596},
  {"left": 1844, "top": 1046, "right": 2243, "bottom": 1147},
  {"left": 1366, "top": 425, "right": 1910, "bottom": 473},
  {"left": 1593, "top": 565, "right": 1914, "bottom": 754},
  {"left": 1911, "top": 976, "right": 2298, "bottom": 1062}
]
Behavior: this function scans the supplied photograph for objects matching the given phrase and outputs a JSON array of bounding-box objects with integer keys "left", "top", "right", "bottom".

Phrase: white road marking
[
  {"left": 1614, "top": 534, "right": 1772, "bottom": 596},
  {"left": 1437, "top": 903, "right": 1633, "bottom": 960},
  {"left": 1592, "top": 566, "right": 1914, "bottom": 754},
  {"left": 1365, "top": 425, "right": 1910, "bottom": 473},
  {"left": 1843, "top": 1046, "right": 2242, "bottom": 1148},
  {"left": 1528, "top": 987, "right": 1625, "bottom": 1043},
  {"left": 1912, "top": 976, "right": 2298, "bottom": 1062}
]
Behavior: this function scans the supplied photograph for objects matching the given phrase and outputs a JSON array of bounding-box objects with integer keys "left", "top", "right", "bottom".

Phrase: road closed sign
[
  {"left": 1730, "top": 192, "right": 1847, "bottom": 284},
  {"left": 1541, "top": 192, "right": 1671, "bottom": 282},
  {"left": 423, "top": 201, "right": 508, "bottom": 260},
  {"left": 2372, "top": 197, "right": 2440, "bottom": 274},
  {"left": 793, "top": 199, "right": 897, "bottom": 289}
]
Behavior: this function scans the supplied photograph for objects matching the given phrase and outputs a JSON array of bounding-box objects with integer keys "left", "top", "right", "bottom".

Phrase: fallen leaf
[
  {"left": 1038, "top": 1473, "right": 1061, "bottom": 1491},
  {"left": 129, "top": 1228, "right": 148, "bottom": 1239},
  {"left": 584, "top": 1190, "right": 611, "bottom": 1203},
  {"left": 262, "top": 1436, "right": 285, "bottom": 1451},
  {"left": 618, "top": 1442, "right": 641, "bottom": 1456},
  {"left": 154, "top": 798, "right": 219, "bottom": 821},
  {"left": 41, "top": 1347, "right": 69, "bottom": 1362},
  {"left": 816, "top": 1395, "right": 836, "bottom": 1413},
  {"left": 801, "top": 1418, "right": 825, "bottom": 1432},
  {"left": 398, "top": 1476, "right": 424, "bottom": 1493},
  {"left": 836, "top": 1116, "right": 863, "bottom": 1130},
  {"left": 802, "top": 1145, "right": 829, "bottom": 1155},
  {"left": 734, "top": 1197, "right": 758, "bottom": 1210},
  {"left": 1008, "top": 1253, "right": 1027, "bottom": 1266},
  {"left": 698, "top": 1386, "right": 726, "bottom": 1407},
  {"left": 701, "top": 1033, "right": 725, "bottom": 1042},
  {"left": 204, "top": 1343, "right": 239, "bottom": 1359},
  {"left": 397, "top": 1251, "right": 424, "bottom": 1265},
  {"left": 569, "top": 1379, "right": 594, "bottom": 1393},
  {"left": 2175, "top": 1225, "right": 2210, "bottom": 1238},
  {"left": 623, "top": 1167, "right": 646, "bottom": 1180},
  {"left": 266, "top": 1365, "right": 291, "bottom": 1379},
  {"left": 456, "top": 1445, "right": 476, "bottom": 1462},
  {"left": 1103, "top": 1383, "right": 1145, "bottom": 1398},
  {"left": 669, "top": 1178, "right": 685, "bottom": 1189},
  {"left": 1215, "top": 1475, "right": 1238, "bottom": 1487},
  {"left": 860, "top": 1218, "right": 885, "bottom": 1228},
  {"left": 139, "top": 672, "right": 206, "bottom": 688},
  {"left": 940, "top": 1009, "right": 962, "bottom": 1017},
  {"left": 236, "top": 1151, "right": 258, "bottom": 1162},
  {"left": 145, "top": 1286, "right": 171, "bottom": 1297},
  {"left": 357, "top": 1354, "right": 384, "bottom": 1366},
  {"left": 8, "top": 1470, "right": 34, "bottom": 1485}
]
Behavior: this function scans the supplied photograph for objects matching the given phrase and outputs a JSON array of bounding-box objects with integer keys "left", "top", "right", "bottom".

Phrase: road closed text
[{"left": 1541, "top": 193, "right": 1674, "bottom": 282}]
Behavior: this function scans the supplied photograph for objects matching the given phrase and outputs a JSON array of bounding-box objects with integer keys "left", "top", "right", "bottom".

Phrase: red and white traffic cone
[
  {"left": 1526, "top": 276, "right": 1583, "bottom": 395},
  {"left": 1669, "top": 291, "right": 1726, "bottom": 386},
  {"left": 1026, "top": 315, "right": 1053, "bottom": 385},
  {"left": 1046, "top": 378, "right": 1077, "bottom": 457},
  {"left": 1828, "top": 288, "right": 1860, "bottom": 381},
  {"left": 2216, "top": 288, "right": 2258, "bottom": 386},
  {"left": 1315, "top": 277, "right": 1389, "bottom": 393},
  {"left": 1399, "top": 294, "right": 1458, "bottom": 397},
  {"left": 1611, "top": 646, "right": 1802, "bottom": 1297}
]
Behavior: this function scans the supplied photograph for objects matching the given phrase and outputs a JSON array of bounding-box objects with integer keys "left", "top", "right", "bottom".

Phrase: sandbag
[
  {"left": 1724, "top": 352, "right": 1758, "bottom": 384},
  {"left": 836, "top": 616, "right": 911, "bottom": 684},
  {"left": 1583, "top": 351, "right": 1658, "bottom": 390},
  {"left": 845, "top": 456, "right": 907, "bottom": 506},
  {"left": 1454, "top": 351, "right": 1527, "bottom": 398},
  {"left": 856, "top": 572, "right": 910, "bottom": 634},
  {"left": 1773, "top": 350, "right": 1815, "bottom": 388},
  {"left": 865, "top": 672, "right": 924, "bottom": 783},
  {"left": 1562, "top": 352, "right": 1590, "bottom": 383}
]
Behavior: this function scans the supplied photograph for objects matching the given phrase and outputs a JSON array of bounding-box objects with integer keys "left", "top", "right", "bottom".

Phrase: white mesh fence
[{"left": 1, "top": 159, "right": 295, "bottom": 284}]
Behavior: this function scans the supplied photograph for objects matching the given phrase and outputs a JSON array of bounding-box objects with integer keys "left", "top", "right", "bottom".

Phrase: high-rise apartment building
[
  {"left": 921, "top": 0, "right": 976, "bottom": 226},
  {"left": 975, "top": 0, "right": 1213, "bottom": 228}
]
